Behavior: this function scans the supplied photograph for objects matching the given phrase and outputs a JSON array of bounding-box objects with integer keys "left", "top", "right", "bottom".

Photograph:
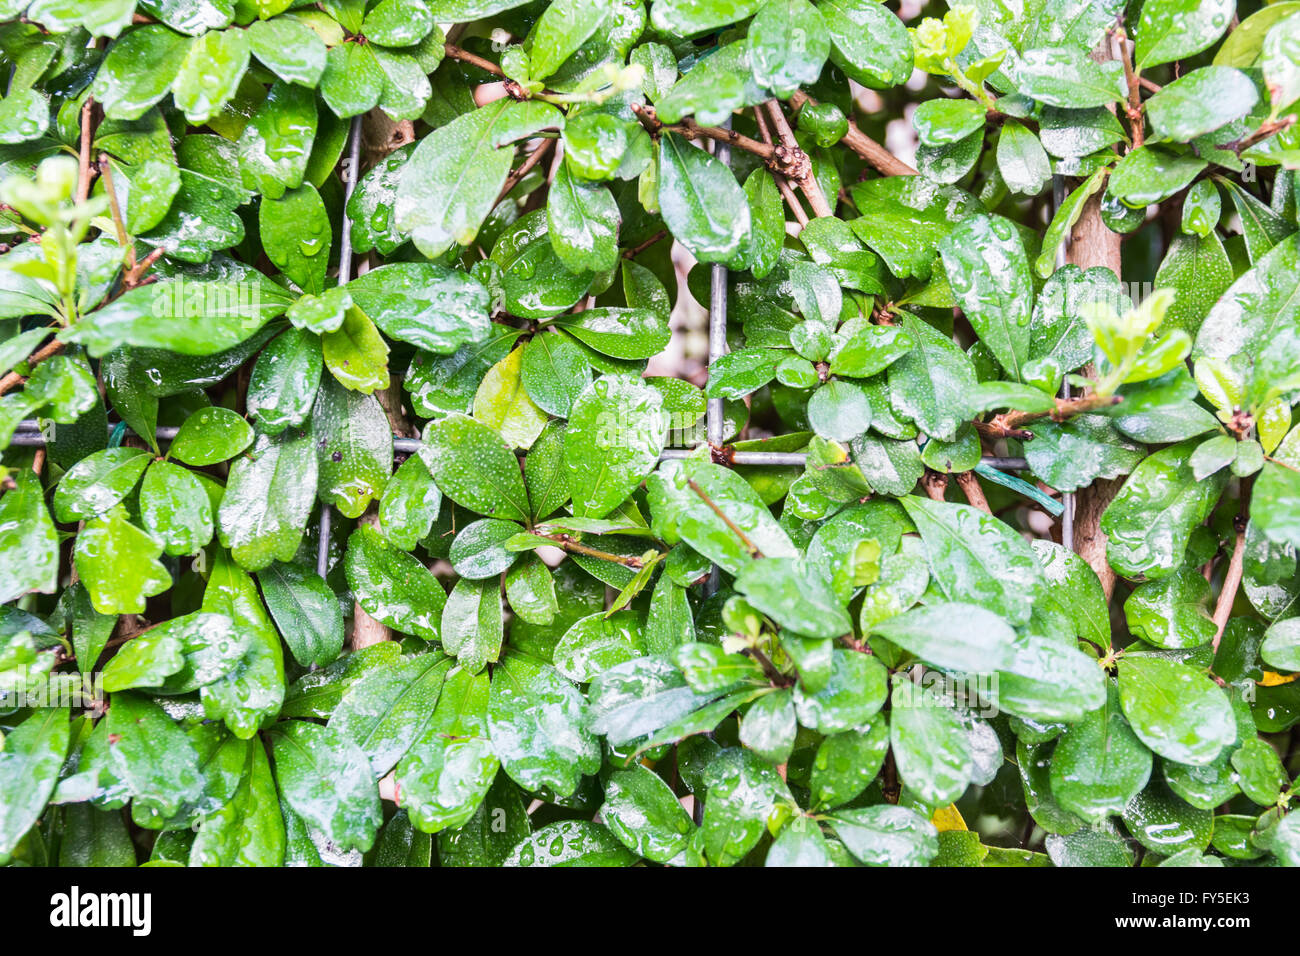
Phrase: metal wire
[
  {"left": 1052, "top": 173, "right": 1075, "bottom": 551},
  {"left": 316, "top": 115, "right": 365, "bottom": 578}
]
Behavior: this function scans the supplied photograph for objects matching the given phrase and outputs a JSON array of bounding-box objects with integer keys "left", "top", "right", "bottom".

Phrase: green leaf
[
  {"left": 1146, "top": 66, "right": 1259, "bottom": 141},
  {"left": 553, "top": 308, "right": 671, "bottom": 359},
  {"left": 257, "top": 562, "right": 344, "bottom": 668},
  {"left": 487, "top": 654, "right": 600, "bottom": 797},
  {"left": 322, "top": 305, "right": 390, "bottom": 394},
  {"left": 420, "top": 413, "right": 531, "bottom": 522},
  {"left": 247, "top": 328, "right": 322, "bottom": 436},
  {"left": 564, "top": 375, "right": 665, "bottom": 519},
  {"left": 792, "top": 648, "right": 887, "bottom": 732},
  {"left": 650, "top": 0, "right": 762, "bottom": 37},
  {"left": 1261, "top": 616, "right": 1300, "bottom": 671},
  {"left": 886, "top": 315, "right": 978, "bottom": 442},
  {"left": 379, "top": 454, "right": 442, "bottom": 551},
  {"left": 1136, "top": 0, "right": 1235, "bottom": 69},
  {"left": 346, "top": 262, "right": 491, "bottom": 355},
  {"left": 92, "top": 25, "right": 193, "bottom": 120},
  {"left": 139, "top": 459, "right": 214, "bottom": 557},
  {"left": 63, "top": 277, "right": 291, "bottom": 358},
  {"left": 1153, "top": 232, "right": 1234, "bottom": 337},
  {"left": 603, "top": 763, "right": 695, "bottom": 862},
  {"left": 345, "top": 525, "right": 447, "bottom": 641},
  {"left": 1118, "top": 655, "right": 1235, "bottom": 767},
  {"left": 472, "top": 346, "right": 547, "bottom": 450},
  {"left": 238, "top": 81, "right": 317, "bottom": 200},
  {"left": 1030, "top": 540, "right": 1111, "bottom": 650},
  {"left": 170, "top": 406, "right": 254, "bottom": 466},
  {"left": 939, "top": 214, "right": 1033, "bottom": 381},
  {"left": 503, "top": 820, "right": 637, "bottom": 866},
  {"left": 1124, "top": 567, "right": 1217, "bottom": 649},
  {"left": 247, "top": 16, "right": 326, "bottom": 87},
  {"left": 900, "top": 495, "right": 1046, "bottom": 625},
  {"left": 1015, "top": 46, "right": 1125, "bottom": 108},
  {"left": 441, "top": 575, "right": 505, "bottom": 672},
  {"left": 190, "top": 738, "right": 285, "bottom": 867},
  {"left": 105, "top": 692, "right": 205, "bottom": 822},
  {"left": 73, "top": 505, "right": 171, "bottom": 614},
  {"left": 657, "top": 132, "right": 750, "bottom": 264},
  {"left": 868, "top": 601, "right": 1017, "bottom": 672},
  {"left": 520, "top": 332, "right": 591, "bottom": 418},
  {"left": 647, "top": 458, "right": 798, "bottom": 575},
  {"left": 1024, "top": 415, "right": 1145, "bottom": 493},
  {"left": 53, "top": 447, "right": 151, "bottom": 522},
  {"left": 997, "top": 120, "right": 1051, "bottom": 196},
  {"left": 809, "top": 719, "right": 889, "bottom": 810},
  {"left": 829, "top": 803, "right": 939, "bottom": 866},
  {"left": 199, "top": 553, "right": 286, "bottom": 738},
  {"left": 747, "top": 0, "right": 830, "bottom": 97},
  {"left": 888, "top": 678, "right": 971, "bottom": 807},
  {"left": 331, "top": 653, "right": 451, "bottom": 776},
  {"left": 171, "top": 26, "right": 250, "bottom": 125},
  {"left": 1049, "top": 682, "right": 1152, "bottom": 822},
  {"left": 1100, "top": 442, "right": 1228, "bottom": 579},
  {"left": 818, "top": 0, "right": 912, "bottom": 89},
  {"left": 527, "top": 0, "right": 610, "bottom": 79},
  {"left": 217, "top": 428, "right": 318, "bottom": 571},
  {"left": 546, "top": 163, "right": 620, "bottom": 274},
  {"left": 0, "top": 469, "right": 58, "bottom": 603},
  {"left": 392, "top": 664, "right": 498, "bottom": 834},
  {"left": 268, "top": 720, "right": 382, "bottom": 853},
  {"left": 554, "top": 610, "right": 644, "bottom": 682},
  {"left": 312, "top": 377, "right": 391, "bottom": 518},
  {"left": 734, "top": 556, "right": 852, "bottom": 638},
  {"left": 0, "top": 708, "right": 70, "bottom": 857},
  {"left": 701, "top": 747, "right": 790, "bottom": 866},
  {"left": 395, "top": 100, "right": 563, "bottom": 258}
]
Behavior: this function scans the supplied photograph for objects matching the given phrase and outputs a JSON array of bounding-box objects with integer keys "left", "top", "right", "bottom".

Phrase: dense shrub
[{"left": 0, "top": 0, "right": 1297, "bottom": 868}]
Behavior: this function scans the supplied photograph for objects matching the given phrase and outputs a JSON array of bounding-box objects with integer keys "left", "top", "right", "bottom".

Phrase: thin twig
[
  {"left": 1212, "top": 520, "right": 1247, "bottom": 652},
  {"left": 686, "top": 477, "right": 764, "bottom": 557},
  {"left": 543, "top": 534, "right": 647, "bottom": 568},
  {"left": 495, "top": 137, "right": 554, "bottom": 206},
  {"left": 789, "top": 91, "right": 916, "bottom": 177},
  {"left": 621, "top": 229, "right": 667, "bottom": 259},
  {"left": 753, "top": 106, "right": 809, "bottom": 226},
  {"left": 0, "top": 338, "right": 64, "bottom": 397},
  {"left": 443, "top": 42, "right": 505, "bottom": 77}
]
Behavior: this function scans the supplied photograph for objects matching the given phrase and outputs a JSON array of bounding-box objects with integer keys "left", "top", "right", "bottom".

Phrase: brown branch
[
  {"left": 622, "top": 229, "right": 667, "bottom": 259},
  {"left": 990, "top": 392, "right": 1122, "bottom": 434},
  {"left": 1218, "top": 116, "right": 1296, "bottom": 155},
  {"left": 0, "top": 337, "right": 64, "bottom": 397},
  {"left": 76, "top": 98, "right": 96, "bottom": 203},
  {"left": 543, "top": 534, "right": 647, "bottom": 568},
  {"left": 1212, "top": 520, "right": 1247, "bottom": 652},
  {"left": 686, "top": 477, "right": 764, "bottom": 557},
  {"left": 764, "top": 99, "right": 833, "bottom": 219},
  {"left": 1113, "top": 26, "right": 1145, "bottom": 149},
  {"left": 752, "top": 106, "right": 809, "bottom": 226},
  {"left": 631, "top": 103, "right": 778, "bottom": 163},
  {"left": 443, "top": 42, "right": 505, "bottom": 77},
  {"left": 954, "top": 471, "right": 992, "bottom": 514},
  {"left": 495, "top": 136, "right": 554, "bottom": 206},
  {"left": 920, "top": 471, "right": 949, "bottom": 502},
  {"left": 789, "top": 90, "right": 917, "bottom": 178}
]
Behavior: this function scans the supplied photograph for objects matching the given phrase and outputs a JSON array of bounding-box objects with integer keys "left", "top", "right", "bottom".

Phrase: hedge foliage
[{"left": 0, "top": 0, "right": 1298, "bottom": 868}]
